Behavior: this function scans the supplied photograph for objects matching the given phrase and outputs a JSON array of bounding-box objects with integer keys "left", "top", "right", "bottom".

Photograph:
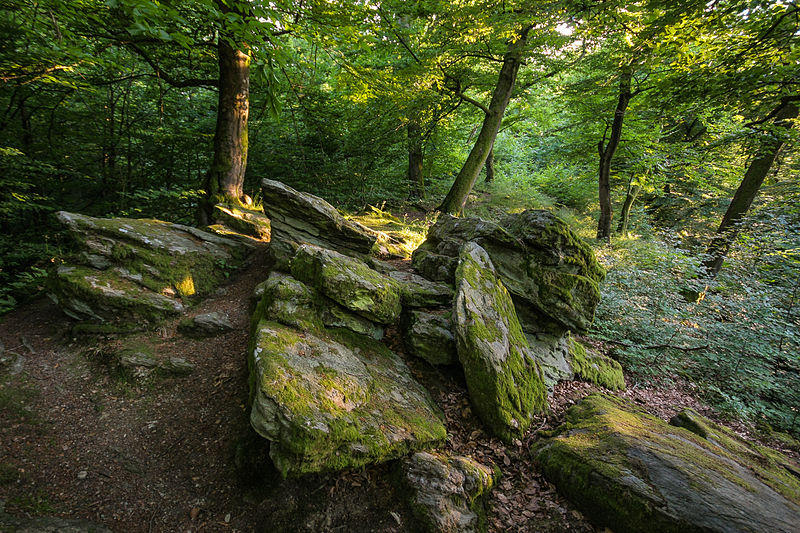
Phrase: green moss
[
  {"left": 670, "top": 408, "right": 800, "bottom": 503},
  {"left": 290, "top": 245, "right": 402, "bottom": 324},
  {"left": 568, "top": 336, "right": 625, "bottom": 390},
  {"left": 533, "top": 394, "right": 800, "bottom": 532},
  {"left": 456, "top": 245, "right": 548, "bottom": 443},
  {"left": 48, "top": 266, "right": 181, "bottom": 324},
  {"left": 249, "top": 320, "right": 446, "bottom": 477}
]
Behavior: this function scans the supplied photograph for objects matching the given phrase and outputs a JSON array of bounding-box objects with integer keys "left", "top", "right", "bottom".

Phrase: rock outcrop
[
  {"left": 453, "top": 242, "right": 547, "bottom": 442},
  {"left": 261, "top": 179, "right": 376, "bottom": 269},
  {"left": 533, "top": 394, "right": 800, "bottom": 533},
  {"left": 412, "top": 210, "right": 604, "bottom": 333},
  {"left": 248, "top": 320, "right": 446, "bottom": 477},
  {"left": 400, "top": 451, "right": 495, "bottom": 533},
  {"left": 402, "top": 310, "right": 457, "bottom": 366},
  {"left": 210, "top": 203, "right": 271, "bottom": 240},
  {"left": 48, "top": 212, "right": 251, "bottom": 323},
  {"left": 290, "top": 244, "right": 402, "bottom": 324}
]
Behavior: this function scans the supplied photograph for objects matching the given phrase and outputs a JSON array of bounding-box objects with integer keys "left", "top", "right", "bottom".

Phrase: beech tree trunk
[
  {"left": 438, "top": 28, "right": 529, "bottom": 215},
  {"left": 200, "top": 38, "right": 250, "bottom": 224},
  {"left": 703, "top": 102, "right": 798, "bottom": 277},
  {"left": 596, "top": 67, "right": 632, "bottom": 241},
  {"left": 484, "top": 146, "right": 495, "bottom": 183},
  {"left": 407, "top": 120, "right": 424, "bottom": 199}
]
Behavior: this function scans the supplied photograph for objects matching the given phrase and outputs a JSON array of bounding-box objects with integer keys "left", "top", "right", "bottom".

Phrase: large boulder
[
  {"left": 533, "top": 394, "right": 800, "bottom": 533},
  {"left": 261, "top": 179, "right": 376, "bottom": 268},
  {"left": 453, "top": 242, "right": 547, "bottom": 442},
  {"left": 403, "top": 310, "right": 457, "bottom": 366},
  {"left": 48, "top": 211, "right": 251, "bottom": 323},
  {"left": 291, "top": 244, "right": 401, "bottom": 325},
  {"left": 249, "top": 321, "right": 447, "bottom": 477},
  {"left": 400, "top": 451, "right": 496, "bottom": 533},
  {"left": 413, "top": 211, "right": 604, "bottom": 332}
]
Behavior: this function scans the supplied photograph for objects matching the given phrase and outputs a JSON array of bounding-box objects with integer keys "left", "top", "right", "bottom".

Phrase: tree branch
[{"left": 124, "top": 42, "right": 218, "bottom": 88}]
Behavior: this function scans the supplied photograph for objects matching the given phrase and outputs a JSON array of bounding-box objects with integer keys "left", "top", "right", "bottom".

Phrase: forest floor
[{"left": 1, "top": 243, "right": 793, "bottom": 532}]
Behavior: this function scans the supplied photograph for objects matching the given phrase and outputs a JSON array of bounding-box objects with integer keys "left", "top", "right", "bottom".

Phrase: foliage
[{"left": 593, "top": 223, "right": 800, "bottom": 435}]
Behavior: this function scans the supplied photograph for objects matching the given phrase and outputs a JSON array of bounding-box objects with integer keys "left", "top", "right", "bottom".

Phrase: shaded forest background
[{"left": 2, "top": 0, "right": 799, "bottom": 437}]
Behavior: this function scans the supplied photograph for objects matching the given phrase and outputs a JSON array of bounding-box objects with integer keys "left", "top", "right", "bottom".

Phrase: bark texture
[
  {"left": 201, "top": 38, "right": 250, "bottom": 223},
  {"left": 703, "top": 102, "right": 798, "bottom": 277},
  {"left": 438, "top": 28, "right": 529, "bottom": 215},
  {"left": 407, "top": 120, "right": 424, "bottom": 199}
]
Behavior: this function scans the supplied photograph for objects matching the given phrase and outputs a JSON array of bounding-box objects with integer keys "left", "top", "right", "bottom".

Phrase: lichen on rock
[
  {"left": 453, "top": 242, "right": 548, "bottom": 443},
  {"left": 290, "top": 244, "right": 401, "bottom": 325},
  {"left": 400, "top": 451, "right": 496, "bottom": 533},
  {"left": 533, "top": 393, "right": 800, "bottom": 533},
  {"left": 48, "top": 211, "right": 251, "bottom": 324},
  {"left": 248, "top": 320, "right": 446, "bottom": 477}
]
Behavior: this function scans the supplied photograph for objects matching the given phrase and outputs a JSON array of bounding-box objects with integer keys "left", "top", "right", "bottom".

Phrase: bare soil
[{"left": 2, "top": 247, "right": 794, "bottom": 532}]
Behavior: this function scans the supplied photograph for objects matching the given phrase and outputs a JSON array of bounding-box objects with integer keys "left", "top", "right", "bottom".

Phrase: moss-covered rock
[
  {"left": 403, "top": 310, "right": 457, "bottom": 366},
  {"left": 453, "top": 242, "right": 548, "bottom": 443},
  {"left": 261, "top": 179, "right": 376, "bottom": 269},
  {"left": 385, "top": 268, "right": 455, "bottom": 308},
  {"left": 248, "top": 321, "right": 446, "bottom": 477},
  {"left": 525, "top": 332, "right": 573, "bottom": 392},
  {"left": 533, "top": 393, "right": 800, "bottom": 533},
  {"left": 251, "top": 272, "right": 324, "bottom": 332},
  {"left": 412, "top": 211, "right": 604, "bottom": 332},
  {"left": 48, "top": 211, "right": 251, "bottom": 324},
  {"left": 400, "top": 451, "right": 496, "bottom": 533},
  {"left": 290, "top": 244, "right": 401, "bottom": 324},
  {"left": 212, "top": 203, "right": 271, "bottom": 240},
  {"left": 567, "top": 336, "right": 625, "bottom": 390},
  {"left": 49, "top": 265, "right": 185, "bottom": 323},
  {"left": 252, "top": 271, "right": 384, "bottom": 339}
]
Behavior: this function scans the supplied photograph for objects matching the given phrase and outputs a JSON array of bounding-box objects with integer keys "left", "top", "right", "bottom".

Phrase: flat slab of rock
[
  {"left": 48, "top": 212, "right": 251, "bottom": 323},
  {"left": 178, "top": 312, "right": 235, "bottom": 338},
  {"left": 261, "top": 179, "right": 376, "bottom": 268},
  {"left": 212, "top": 203, "right": 271, "bottom": 240},
  {"left": 413, "top": 211, "right": 604, "bottom": 332},
  {"left": 533, "top": 394, "right": 800, "bottom": 533},
  {"left": 249, "top": 320, "right": 446, "bottom": 477},
  {"left": 401, "top": 452, "right": 495, "bottom": 533},
  {"left": 291, "top": 244, "right": 401, "bottom": 324},
  {"left": 453, "top": 242, "right": 547, "bottom": 442}
]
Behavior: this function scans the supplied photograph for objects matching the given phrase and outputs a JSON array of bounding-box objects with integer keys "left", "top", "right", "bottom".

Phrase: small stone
[
  {"left": 189, "top": 507, "right": 200, "bottom": 520},
  {"left": 224, "top": 513, "right": 231, "bottom": 523},
  {"left": 178, "top": 312, "right": 235, "bottom": 338},
  {"left": 77, "top": 470, "right": 88, "bottom": 479}
]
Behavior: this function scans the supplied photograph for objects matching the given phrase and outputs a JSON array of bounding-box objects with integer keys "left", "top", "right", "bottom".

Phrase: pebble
[{"left": 77, "top": 470, "right": 88, "bottom": 479}]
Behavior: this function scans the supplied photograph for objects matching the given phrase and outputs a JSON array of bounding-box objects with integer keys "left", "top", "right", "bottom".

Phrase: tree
[
  {"left": 703, "top": 99, "right": 798, "bottom": 276},
  {"left": 438, "top": 26, "right": 530, "bottom": 215}
]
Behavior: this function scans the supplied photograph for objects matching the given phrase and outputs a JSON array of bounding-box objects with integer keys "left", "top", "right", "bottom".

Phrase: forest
[{"left": 1, "top": 0, "right": 799, "bottom": 531}]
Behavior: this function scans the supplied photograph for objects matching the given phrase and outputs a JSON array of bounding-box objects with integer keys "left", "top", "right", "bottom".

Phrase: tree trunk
[
  {"left": 484, "top": 145, "right": 495, "bottom": 183},
  {"left": 438, "top": 28, "right": 529, "bottom": 215},
  {"left": 200, "top": 38, "right": 250, "bottom": 224},
  {"left": 703, "top": 102, "right": 798, "bottom": 277},
  {"left": 617, "top": 178, "right": 640, "bottom": 237},
  {"left": 407, "top": 119, "right": 424, "bottom": 199},
  {"left": 596, "top": 67, "right": 632, "bottom": 241}
]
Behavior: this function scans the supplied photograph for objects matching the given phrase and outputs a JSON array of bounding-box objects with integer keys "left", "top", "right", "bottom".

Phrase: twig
[{"left": 606, "top": 339, "right": 709, "bottom": 352}]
